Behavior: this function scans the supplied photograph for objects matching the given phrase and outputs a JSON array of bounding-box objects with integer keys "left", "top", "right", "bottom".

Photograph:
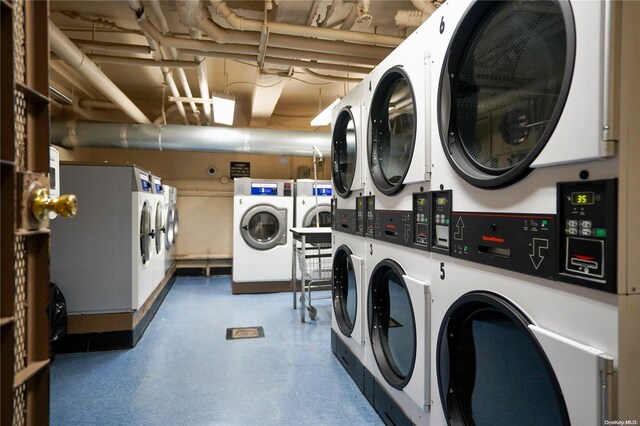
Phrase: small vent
[{"left": 226, "top": 327, "right": 265, "bottom": 340}]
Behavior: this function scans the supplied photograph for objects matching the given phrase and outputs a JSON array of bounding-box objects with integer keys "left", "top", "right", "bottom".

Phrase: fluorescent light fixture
[
  {"left": 212, "top": 93, "right": 235, "bottom": 126},
  {"left": 310, "top": 97, "right": 340, "bottom": 127}
]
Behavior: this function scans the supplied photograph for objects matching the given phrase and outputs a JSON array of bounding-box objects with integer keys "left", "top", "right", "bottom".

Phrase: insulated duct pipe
[
  {"left": 51, "top": 120, "right": 331, "bottom": 157},
  {"left": 70, "top": 39, "right": 152, "bottom": 55},
  {"left": 49, "top": 22, "right": 151, "bottom": 124},
  {"left": 209, "top": 0, "right": 404, "bottom": 47}
]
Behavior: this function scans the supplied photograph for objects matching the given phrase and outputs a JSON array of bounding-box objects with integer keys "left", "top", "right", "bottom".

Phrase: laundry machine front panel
[
  {"left": 430, "top": 257, "right": 618, "bottom": 426},
  {"left": 364, "top": 239, "right": 431, "bottom": 423},
  {"left": 331, "top": 231, "right": 368, "bottom": 363},
  {"left": 365, "top": 20, "right": 433, "bottom": 197},
  {"left": 434, "top": 0, "right": 616, "bottom": 190},
  {"left": 240, "top": 205, "right": 287, "bottom": 251}
]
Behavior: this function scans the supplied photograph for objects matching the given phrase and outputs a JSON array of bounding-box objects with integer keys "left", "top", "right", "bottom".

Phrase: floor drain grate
[{"left": 226, "top": 326, "right": 265, "bottom": 340}]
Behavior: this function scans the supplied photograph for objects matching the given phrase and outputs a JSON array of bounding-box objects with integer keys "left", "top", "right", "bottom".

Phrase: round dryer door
[
  {"left": 368, "top": 67, "right": 416, "bottom": 196},
  {"left": 303, "top": 205, "right": 332, "bottom": 228},
  {"left": 155, "top": 202, "right": 164, "bottom": 254},
  {"left": 240, "top": 205, "right": 287, "bottom": 250},
  {"left": 165, "top": 206, "right": 175, "bottom": 249},
  {"left": 368, "top": 259, "right": 416, "bottom": 389},
  {"left": 332, "top": 245, "right": 358, "bottom": 336},
  {"left": 437, "top": 292, "right": 570, "bottom": 426},
  {"left": 439, "top": 0, "right": 575, "bottom": 188},
  {"left": 332, "top": 107, "right": 358, "bottom": 197},
  {"left": 172, "top": 206, "right": 179, "bottom": 245},
  {"left": 140, "top": 201, "right": 152, "bottom": 264}
]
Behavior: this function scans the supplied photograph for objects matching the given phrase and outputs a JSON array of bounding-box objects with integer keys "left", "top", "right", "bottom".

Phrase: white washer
[
  {"left": 430, "top": 260, "right": 616, "bottom": 426},
  {"left": 330, "top": 231, "right": 368, "bottom": 390},
  {"left": 427, "top": 1, "right": 620, "bottom": 424},
  {"left": 151, "top": 175, "right": 166, "bottom": 290},
  {"left": 233, "top": 178, "right": 294, "bottom": 290},
  {"left": 295, "top": 179, "right": 332, "bottom": 280},
  {"left": 363, "top": 16, "right": 435, "bottom": 212},
  {"left": 163, "top": 184, "right": 177, "bottom": 273},
  {"left": 363, "top": 239, "right": 431, "bottom": 425},
  {"left": 51, "top": 164, "right": 156, "bottom": 313},
  {"left": 331, "top": 80, "right": 366, "bottom": 234},
  {"left": 295, "top": 179, "right": 332, "bottom": 228}
]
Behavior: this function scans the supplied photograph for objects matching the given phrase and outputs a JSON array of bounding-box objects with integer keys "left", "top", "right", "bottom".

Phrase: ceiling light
[
  {"left": 310, "top": 97, "right": 340, "bottom": 127},
  {"left": 212, "top": 93, "right": 235, "bottom": 126}
]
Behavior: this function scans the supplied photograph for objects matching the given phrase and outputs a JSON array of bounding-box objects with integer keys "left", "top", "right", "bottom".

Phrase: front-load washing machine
[
  {"left": 430, "top": 261, "right": 616, "bottom": 426},
  {"left": 331, "top": 80, "right": 366, "bottom": 235},
  {"left": 51, "top": 164, "right": 157, "bottom": 313},
  {"left": 151, "top": 174, "right": 166, "bottom": 289},
  {"left": 295, "top": 179, "right": 332, "bottom": 280},
  {"left": 425, "top": 1, "right": 622, "bottom": 424},
  {"left": 330, "top": 230, "right": 368, "bottom": 393},
  {"left": 233, "top": 178, "right": 294, "bottom": 293},
  {"left": 163, "top": 184, "right": 177, "bottom": 273},
  {"left": 364, "top": 239, "right": 431, "bottom": 425}
]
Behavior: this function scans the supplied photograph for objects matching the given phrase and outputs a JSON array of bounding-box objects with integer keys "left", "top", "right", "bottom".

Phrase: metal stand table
[{"left": 290, "top": 227, "right": 332, "bottom": 323}]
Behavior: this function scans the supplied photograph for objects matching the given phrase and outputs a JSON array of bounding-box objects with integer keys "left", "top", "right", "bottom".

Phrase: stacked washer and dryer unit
[{"left": 332, "top": 1, "right": 630, "bottom": 425}]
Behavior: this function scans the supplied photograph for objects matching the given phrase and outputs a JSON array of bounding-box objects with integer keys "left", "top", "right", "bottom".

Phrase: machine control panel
[
  {"left": 413, "top": 192, "right": 430, "bottom": 251},
  {"left": 430, "top": 190, "right": 452, "bottom": 255},
  {"left": 451, "top": 212, "right": 557, "bottom": 280},
  {"left": 330, "top": 198, "right": 337, "bottom": 230},
  {"left": 313, "top": 184, "right": 332, "bottom": 196},
  {"left": 139, "top": 172, "right": 152, "bottom": 192},
  {"left": 365, "top": 196, "right": 375, "bottom": 238},
  {"left": 557, "top": 179, "right": 617, "bottom": 293},
  {"left": 356, "top": 196, "right": 366, "bottom": 236},
  {"left": 373, "top": 210, "right": 414, "bottom": 248}
]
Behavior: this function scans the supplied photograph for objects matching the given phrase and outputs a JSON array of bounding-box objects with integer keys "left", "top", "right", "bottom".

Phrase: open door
[{"left": 1, "top": 1, "right": 76, "bottom": 424}]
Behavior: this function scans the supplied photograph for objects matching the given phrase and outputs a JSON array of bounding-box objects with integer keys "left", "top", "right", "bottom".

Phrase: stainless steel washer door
[
  {"left": 155, "top": 202, "right": 164, "bottom": 254},
  {"left": 240, "top": 205, "right": 287, "bottom": 250},
  {"left": 165, "top": 206, "right": 175, "bottom": 249},
  {"left": 172, "top": 206, "right": 179, "bottom": 245},
  {"left": 140, "top": 201, "right": 151, "bottom": 264},
  {"left": 302, "top": 205, "right": 332, "bottom": 228}
]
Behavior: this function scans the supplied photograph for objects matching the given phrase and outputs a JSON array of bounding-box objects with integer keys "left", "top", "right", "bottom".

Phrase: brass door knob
[{"left": 31, "top": 186, "right": 78, "bottom": 222}]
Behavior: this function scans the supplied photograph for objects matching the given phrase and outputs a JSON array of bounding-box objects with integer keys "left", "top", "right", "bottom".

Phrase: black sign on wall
[{"left": 230, "top": 162, "right": 250, "bottom": 179}]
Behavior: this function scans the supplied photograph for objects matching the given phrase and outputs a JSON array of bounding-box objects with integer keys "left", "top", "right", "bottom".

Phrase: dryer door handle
[{"left": 149, "top": 229, "right": 155, "bottom": 239}]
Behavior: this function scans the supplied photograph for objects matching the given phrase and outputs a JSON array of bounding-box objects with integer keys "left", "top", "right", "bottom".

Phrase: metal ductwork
[{"left": 51, "top": 120, "right": 331, "bottom": 157}]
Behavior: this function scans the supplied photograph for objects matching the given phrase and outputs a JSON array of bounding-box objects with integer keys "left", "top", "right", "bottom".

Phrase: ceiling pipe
[
  {"left": 154, "top": 104, "right": 180, "bottom": 124},
  {"left": 70, "top": 39, "right": 152, "bottom": 55},
  {"left": 176, "top": 0, "right": 258, "bottom": 45},
  {"left": 49, "top": 21, "right": 151, "bottom": 124},
  {"left": 79, "top": 99, "right": 120, "bottom": 110},
  {"left": 303, "top": 68, "right": 361, "bottom": 83},
  {"left": 87, "top": 54, "right": 199, "bottom": 68},
  {"left": 190, "top": 29, "right": 212, "bottom": 123},
  {"left": 265, "top": 57, "right": 371, "bottom": 74},
  {"left": 395, "top": 0, "right": 437, "bottom": 27},
  {"left": 139, "top": 18, "right": 391, "bottom": 60},
  {"left": 340, "top": 3, "right": 359, "bottom": 30},
  {"left": 209, "top": 0, "right": 403, "bottom": 47},
  {"left": 128, "top": 0, "right": 189, "bottom": 125},
  {"left": 140, "top": 0, "right": 201, "bottom": 125},
  {"left": 50, "top": 119, "right": 331, "bottom": 157}
]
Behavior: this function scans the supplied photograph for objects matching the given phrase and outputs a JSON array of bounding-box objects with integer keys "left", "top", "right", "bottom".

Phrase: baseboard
[
  {"left": 231, "top": 280, "right": 291, "bottom": 294},
  {"left": 176, "top": 266, "right": 232, "bottom": 276},
  {"left": 331, "top": 329, "right": 411, "bottom": 426},
  {"left": 54, "top": 272, "right": 176, "bottom": 353}
]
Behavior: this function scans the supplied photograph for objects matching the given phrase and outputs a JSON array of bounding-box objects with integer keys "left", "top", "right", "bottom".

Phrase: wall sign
[{"left": 230, "top": 162, "right": 250, "bottom": 179}]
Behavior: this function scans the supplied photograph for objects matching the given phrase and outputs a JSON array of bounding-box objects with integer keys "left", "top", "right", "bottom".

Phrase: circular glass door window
[
  {"left": 439, "top": 0, "right": 575, "bottom": 188},
  {"left": 241, "top": 205, "right": 287, "bottom": 250},
  {"left": 165, "top": 206, "right": 175, "bottom": 248},
  {"left": 437, "top": 292, "right": 570, "bottom": 425},
  {"left": 304, "top": 207, "right": 332, "bottom": 228},
  {"left": 155, "top": 202, "right": 164, "bottom": 254},
  {"left": 368, "top": 259, "right": 416, "bottom": 389},
  {"left": 369, "top": 67, "right": 416, "bottom": 196},
  {"left": 332, "top": 107, "right": 358, "bottom": 197},
  {"left": 140, "top": 201, "right": 151, "bottom": 264},
  {"left": 332, "top": 245, "right": 357, "bottom": 336}
]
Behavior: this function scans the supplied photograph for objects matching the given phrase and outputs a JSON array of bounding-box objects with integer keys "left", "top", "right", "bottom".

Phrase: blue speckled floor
[{"left": 50, "top": 276, "right": 382, "bottom": 425}]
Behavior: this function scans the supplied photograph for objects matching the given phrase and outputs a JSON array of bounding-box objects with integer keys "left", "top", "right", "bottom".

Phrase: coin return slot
[
  {"left": 478, "top": 245, "right": 511, "bottom": 259},
  {"left": 385, "top": 230, "right": 398, "bottom": 237}
]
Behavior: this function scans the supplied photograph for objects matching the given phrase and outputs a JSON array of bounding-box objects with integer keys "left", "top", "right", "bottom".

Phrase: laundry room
[{"left": 1, "top": 1, "right": 639, "bottom": 425}]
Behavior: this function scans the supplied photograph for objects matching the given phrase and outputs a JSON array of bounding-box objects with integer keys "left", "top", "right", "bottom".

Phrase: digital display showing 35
[{"left": 571, "top": 192, "right": 594, "bottom": 205}]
